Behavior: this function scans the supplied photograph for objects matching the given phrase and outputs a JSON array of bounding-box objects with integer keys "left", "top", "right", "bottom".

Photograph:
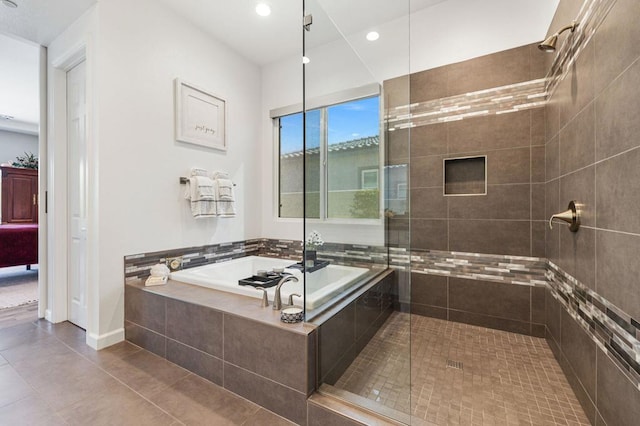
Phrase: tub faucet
[{"left": 273, "top": 275, "right": 299, "bottom": 310}]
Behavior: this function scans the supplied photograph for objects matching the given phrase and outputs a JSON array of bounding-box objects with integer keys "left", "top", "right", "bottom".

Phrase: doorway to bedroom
[{"left": 0, "top": 33, "right": 41, "bottom": 320}]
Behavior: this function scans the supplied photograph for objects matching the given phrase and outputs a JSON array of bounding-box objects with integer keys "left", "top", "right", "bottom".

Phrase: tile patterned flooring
[
  {"left": 0, "top": 311, "right": 294, "bottom": 425},
  {"left": 0, "top": 306, "right": 592, "bottom": 426},
  {"left": 335, "top": 312, "right": 590, "bottom": 426}
]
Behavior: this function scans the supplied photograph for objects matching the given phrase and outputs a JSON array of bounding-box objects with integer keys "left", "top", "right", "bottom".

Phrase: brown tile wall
[
  {"left": 384, "top": 43, "right": 547, "bottom": 259},
  {"left": 124, "top": 284, "right": 316, "bottom": 424},
  {"left": 410, "top": 272, "right": 545, "bottom": 337},
  {"left": 544, "top": 0, "right": 640, "bottom": 424},
  {"left": 316, "top": 271, "right": 395, "bottom": 386}
]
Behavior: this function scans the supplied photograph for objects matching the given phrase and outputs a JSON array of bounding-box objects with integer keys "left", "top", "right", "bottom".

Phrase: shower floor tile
[{"left": 334, "top": 312, "right": 590, "bottom": 425}]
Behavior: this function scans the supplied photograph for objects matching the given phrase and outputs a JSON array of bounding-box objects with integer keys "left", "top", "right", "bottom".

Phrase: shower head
[{"left": 538, "top": 21, "right": 579, "bottom": 52}]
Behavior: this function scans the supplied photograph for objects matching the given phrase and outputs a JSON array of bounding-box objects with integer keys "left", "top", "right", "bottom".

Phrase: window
[
  {"left": 277, "top": 96, "right": 380, "bottom": 220},
  {"left": 361, "top": 169, "right": 379, "bottom": 190}
]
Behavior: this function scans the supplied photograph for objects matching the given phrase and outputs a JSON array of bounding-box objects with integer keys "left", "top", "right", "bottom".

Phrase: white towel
[
  {"left": 185, "top": 174, "right": 217, "bottom": 218},
  {"left": 213, "top": 174, "right": 236, "bottom": 218},
  {"left": 191, "top": 167, "right": 210, "bottom": 178},
  {"left": 191, "top": 176, "right": 215, "bottom": 200},
  {"left": 217, "top": 178, "right": 234, "bottom": 201}
]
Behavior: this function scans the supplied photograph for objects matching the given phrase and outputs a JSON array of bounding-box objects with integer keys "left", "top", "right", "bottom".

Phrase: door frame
[
  {"left": 46, "top": 39, "right": 98, "bottom": 346},
  {"left": 38, "top": 45, "right": 47, "bottom": 319}
]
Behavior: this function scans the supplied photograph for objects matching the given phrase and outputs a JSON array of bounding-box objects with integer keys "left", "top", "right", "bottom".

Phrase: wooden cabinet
[{"left": 1, "top": 166, "right": 38, "bottom": 224}]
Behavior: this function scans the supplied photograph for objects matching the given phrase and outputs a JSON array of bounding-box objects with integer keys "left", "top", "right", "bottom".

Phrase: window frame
[
  {"left": 271, "top": 85, "right": 383, "bottom": 225},
  {"left": 360, "top": 168, "right": 379, "bottom": 190}
]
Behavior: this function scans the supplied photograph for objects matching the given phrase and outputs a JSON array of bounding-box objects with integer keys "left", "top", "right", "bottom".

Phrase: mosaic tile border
[
  {"left": 124, "top": 238, "right": 640, "bottom": 391},
  {"left": 409, "top": 249, "right": 548, "bottom": 287},
  {"left": 385, "top": 78, "right": 546, "bottom": 131},
  {"left": 124, "top": 238, "right": 389, "bottom": 282},
  {"left": 544, "top": 0, "right": 617, "bottom": 98},
  {"left": 124, "top": 239, "right": 264, "bottom": 282},
  {"left": 547, "top": 261, "right": 640, "bottom": 389}
]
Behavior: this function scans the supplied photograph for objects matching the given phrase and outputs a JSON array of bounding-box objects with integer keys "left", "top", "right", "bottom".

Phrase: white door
[{"left": 67, "top": 60, "right": 88, "bottom": 329}]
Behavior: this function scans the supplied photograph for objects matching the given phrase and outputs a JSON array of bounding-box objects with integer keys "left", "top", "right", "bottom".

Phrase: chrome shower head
[{"left": 538, "top": 21, "right": 579, "bottom": 52}]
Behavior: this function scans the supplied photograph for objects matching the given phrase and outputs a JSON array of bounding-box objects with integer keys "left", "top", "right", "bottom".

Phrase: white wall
[
  {"left": 0, "top": 130, "right": 39, "bottom": 165},
  {"left": 409, "top": 0, "right": 560, "bottom": 73},
  {"left": 46, "top": 0, "right": 262, "bottom": 346},
  {"left": 95, "top": 0, "right": 262, "bottom": 338},
  {"left": 260, "top": 36, "right": 389, "bottom": 246}
]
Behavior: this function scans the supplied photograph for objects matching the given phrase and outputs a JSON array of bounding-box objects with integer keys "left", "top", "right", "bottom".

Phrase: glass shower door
[{"left": 302, "top": 0, "right": 412, "bottom": 421}]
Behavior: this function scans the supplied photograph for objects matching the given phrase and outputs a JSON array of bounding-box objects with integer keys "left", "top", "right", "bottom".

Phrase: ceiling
[
  {"left": 0, "top": 0, "right": 95, "bottom": 133},
  {"left": 0, "top": 0, "right": 96, "bottom": 46},
  {"left": 157, "top": 0, "right": 449, "bottom": 66},
  {"left": 0, "top": 0, "right": 559, "bottom": 132},
  {"left": 0, "top": 34, "right": 39, "bottom": 134}
]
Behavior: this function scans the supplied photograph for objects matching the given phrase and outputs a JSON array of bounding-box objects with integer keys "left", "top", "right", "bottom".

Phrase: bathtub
[{"left": 169, "top": 256, "right": 369, "bottom": 309}]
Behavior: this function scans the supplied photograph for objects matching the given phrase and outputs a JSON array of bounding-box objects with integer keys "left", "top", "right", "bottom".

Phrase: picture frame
[{"left": 174, "top": 79, "right": 227, "bottom": 151}]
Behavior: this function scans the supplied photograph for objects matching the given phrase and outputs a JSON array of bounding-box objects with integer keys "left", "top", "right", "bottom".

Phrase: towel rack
[{"left": 180, "top": 177, "right": 236, "bottom": 186}]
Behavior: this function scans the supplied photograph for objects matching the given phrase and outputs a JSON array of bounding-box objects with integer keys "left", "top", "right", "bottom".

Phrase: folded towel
[
  {"left": 191, "top": 176, "right": 215, "bottom": 200},
  {"left": 186, "top": 175, "right": 217, "bottom": 218},
  {"left": 217, "top": 178, "right": 234, "bottom": 201},
  {"left": 213, "top": 179, "right": 236, "bottom": 217},
  {"left": 191, "top": 167, "right": 210, "bottom": 178}
]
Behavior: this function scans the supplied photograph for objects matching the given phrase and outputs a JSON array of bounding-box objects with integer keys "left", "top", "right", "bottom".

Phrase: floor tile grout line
[{"left": 35, "top": 325, "right": 187, "bottom": 425}]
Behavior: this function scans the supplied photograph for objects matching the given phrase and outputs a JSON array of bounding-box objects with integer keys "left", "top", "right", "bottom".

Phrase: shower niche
[{"left": 443, "top": 155, "right": 487, "bottom": 196}]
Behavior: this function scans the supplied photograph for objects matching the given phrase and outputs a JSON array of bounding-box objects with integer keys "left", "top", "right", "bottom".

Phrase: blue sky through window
[
  {"left": 279, "top": 96, "right": 379, "bottom": 154},
  {"left": 327, "top": 96, "right": 379, "bottom": 145}
]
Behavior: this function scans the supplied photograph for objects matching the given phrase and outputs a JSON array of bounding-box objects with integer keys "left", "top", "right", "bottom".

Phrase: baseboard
[
  {"left": 44, "top": 309, "right": 53, "bottom": 322},
  {"left": 86, "top": 327, "right": 125, "bottom": 350}
]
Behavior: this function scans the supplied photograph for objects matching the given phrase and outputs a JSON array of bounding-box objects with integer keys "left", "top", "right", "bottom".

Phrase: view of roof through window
[{"left": 279, "top": 96, "right": 379, "bottom": 155}]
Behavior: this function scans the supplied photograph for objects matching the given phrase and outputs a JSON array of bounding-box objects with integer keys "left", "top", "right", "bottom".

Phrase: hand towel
[
  {"left": 217, "top": 178, "right": 234, "bottom": 201},
  {"left": 187, "top": 175, "right": 217, "bottom": 218},
  {"left": 213, "top": 177, "right": 236, "bottom": 218}
]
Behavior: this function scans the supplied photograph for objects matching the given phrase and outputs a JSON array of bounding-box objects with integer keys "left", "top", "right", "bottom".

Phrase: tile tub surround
[
  {"left": 124, "top": 239, "right": 264, "bottom": 281},
  {"left": 124, "top": 238, "right": 387, "bottom": 282},
  {"left": 314, "top": 271, "right": 395, "bottom": 387},
  {"left": 124, "top": 279, "right": 317, "bottom": 425}
]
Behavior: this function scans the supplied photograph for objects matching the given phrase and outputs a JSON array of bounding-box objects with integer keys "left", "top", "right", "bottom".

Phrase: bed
[{"left": 0, "top": 224, "right": 38, "bottom": 268}]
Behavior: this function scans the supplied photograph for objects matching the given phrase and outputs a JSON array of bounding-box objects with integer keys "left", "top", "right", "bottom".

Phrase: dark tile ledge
[{"left": 126, "top": 279, "right": 316, "bottom": 336}]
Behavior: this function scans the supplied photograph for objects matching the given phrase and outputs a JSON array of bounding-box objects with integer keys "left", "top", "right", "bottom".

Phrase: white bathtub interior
[{"left": 169, "top": 256, "right": 369, "bottom": 309}]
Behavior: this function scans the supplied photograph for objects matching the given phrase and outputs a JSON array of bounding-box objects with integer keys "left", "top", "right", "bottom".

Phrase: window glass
[
  {"left": 278, "top": 96, "right": 379, "bottom": 220},
  {"left": 279, "top": 113, "right": 303, "bottom": 218},
  {"left": 327, "top": 97, "right": 380, "bottom": 219}
]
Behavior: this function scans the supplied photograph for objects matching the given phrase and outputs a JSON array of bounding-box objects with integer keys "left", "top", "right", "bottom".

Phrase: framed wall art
[{"left": 174, "top": 79, "right": 227, "bottom": 151}]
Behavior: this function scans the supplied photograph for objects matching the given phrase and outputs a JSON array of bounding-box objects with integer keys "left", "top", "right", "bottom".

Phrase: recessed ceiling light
[
  {"left": 2, "top": 0, "right": 18, "bottom": 8},
  {"left": 366, "top": 31, "right": 380, "bottom": 41},
  {"left": 255, "top": 3, "right": 271, "bottom": 17},
  {"left": 302, "top": 56, "right": 310, "bottom": 64},
  {"left": 0, "top": 114, "right": 14, "bottom": 120}
]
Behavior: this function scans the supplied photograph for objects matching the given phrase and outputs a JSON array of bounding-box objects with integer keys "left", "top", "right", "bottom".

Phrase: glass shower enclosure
[{"left": 301, "top": 0, "right": 412, "bottom": 421}]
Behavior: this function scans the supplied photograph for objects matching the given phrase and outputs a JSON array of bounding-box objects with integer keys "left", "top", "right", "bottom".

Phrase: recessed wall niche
[{"left": 443, "top": 156, "right": 487, "bottom": 196}]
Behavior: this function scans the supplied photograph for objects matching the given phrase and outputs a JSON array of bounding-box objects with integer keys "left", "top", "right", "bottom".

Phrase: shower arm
[{"left": 554, "top": 21, "right": 579, "bottom": 37}]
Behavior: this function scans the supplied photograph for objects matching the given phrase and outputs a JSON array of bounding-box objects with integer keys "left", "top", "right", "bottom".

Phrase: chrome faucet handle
[
  {"left": 287, "top": 293, "right": 302, "bottom": 307},
  {"left": 255, "top": 287, "right": 269, "bottom": 308}
]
